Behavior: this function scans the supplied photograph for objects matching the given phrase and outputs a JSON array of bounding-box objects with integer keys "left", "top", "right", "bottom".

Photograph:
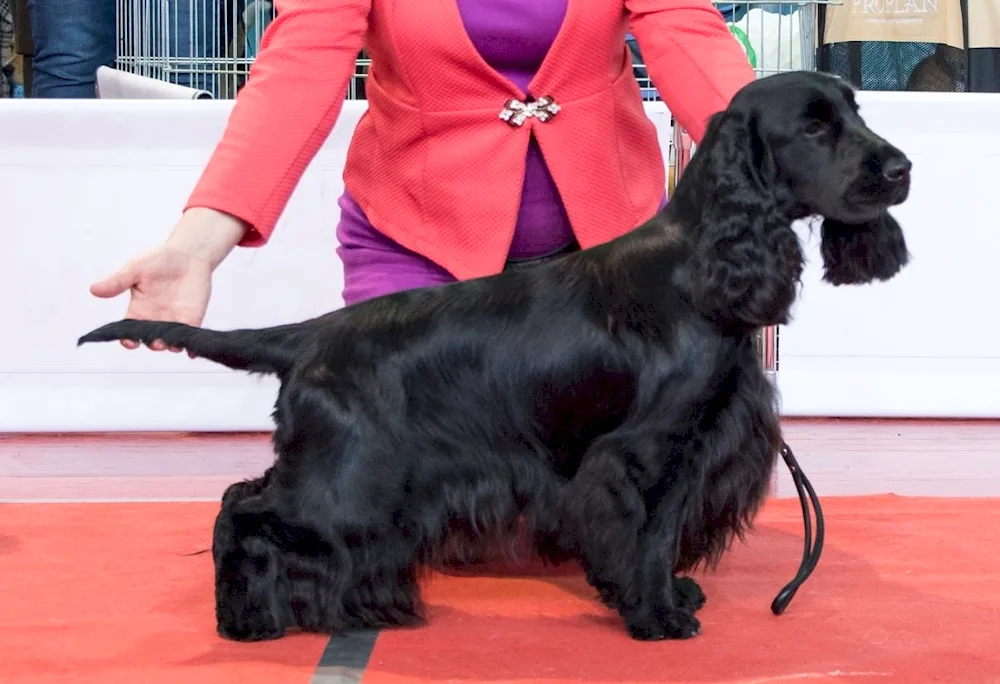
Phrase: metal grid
[
  {"left": 114, "top": 1, "right": 826, "bottom": 101},
  {"left": 114, "top": 0, "right": 370, "bottom": 99},
  {"left": 666, "top": 1, "right": 839, "bottom": 185}
]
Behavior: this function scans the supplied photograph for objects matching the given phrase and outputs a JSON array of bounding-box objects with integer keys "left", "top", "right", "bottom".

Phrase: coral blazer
[{"left": 185, "top": 0, "right": 755, "bottom": 280}]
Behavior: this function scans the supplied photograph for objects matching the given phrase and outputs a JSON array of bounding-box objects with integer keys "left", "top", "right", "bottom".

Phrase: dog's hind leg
[
  {"left": 561, "top": 432, "right": 701, "bottom": 641},
  {"left": 212, "top": 481, "right": 291, "bottom": 642},
  {"left": 337, "top": 529, "right": 425, "bottom": 630}
]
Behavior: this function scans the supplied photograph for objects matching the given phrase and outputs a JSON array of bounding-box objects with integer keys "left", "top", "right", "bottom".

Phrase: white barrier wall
[
  {"left": 1, "top": 93, "right": 998, "bottom": 432},
  {"left": 780, "top": 92, "right": 1000, "bottom": 418}
]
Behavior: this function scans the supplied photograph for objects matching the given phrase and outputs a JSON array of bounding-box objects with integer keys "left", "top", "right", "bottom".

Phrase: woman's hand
[
  {"left": 89, "top": 208, "right": 248, "bottom": 352},
  {"left": 89, "top": 246, "right": 213, "bottom": 351}
]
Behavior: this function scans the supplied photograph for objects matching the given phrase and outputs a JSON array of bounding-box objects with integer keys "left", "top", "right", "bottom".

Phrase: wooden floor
[{"left": 1, "top": 418, "right": 999, "bottom": 503}]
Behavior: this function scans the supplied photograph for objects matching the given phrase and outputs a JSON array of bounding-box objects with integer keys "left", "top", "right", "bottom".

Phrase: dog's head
[
  {"left": 729, "top": 71, "right": 910, "bottom": 224},
  {"left": 721, "top": 71, "right": 912, "bottom": 286},
  {"left": 678, "top": 71, "right": 912, "bottom": 330}
]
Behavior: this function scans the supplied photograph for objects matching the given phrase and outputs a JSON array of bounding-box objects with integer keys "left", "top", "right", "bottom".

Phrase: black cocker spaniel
[{"left": 79, "top": 71, "right": 911, "bottom": 643}]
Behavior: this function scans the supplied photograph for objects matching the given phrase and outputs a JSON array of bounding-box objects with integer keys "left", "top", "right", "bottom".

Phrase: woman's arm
[
  {"left": 627, "top": 0, "right": 755, "bottom": 142},
  {"left": 184, "top": 0, "right": 372, "bottom": 247}
]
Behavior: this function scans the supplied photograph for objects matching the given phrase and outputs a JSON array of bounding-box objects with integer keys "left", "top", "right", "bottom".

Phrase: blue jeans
[{"left": 27, "top": 0, "right": 115, "bottom": 98}]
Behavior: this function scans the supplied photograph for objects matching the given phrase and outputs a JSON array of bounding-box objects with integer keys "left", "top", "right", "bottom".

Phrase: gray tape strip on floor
[{"left": 311, "top": 629, "right": 380, "bottom": 684}]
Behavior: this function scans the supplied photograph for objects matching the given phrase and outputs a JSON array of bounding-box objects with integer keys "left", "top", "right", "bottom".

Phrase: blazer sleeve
[
  {"left": 627, "top": 0, "right": 755, "bottom": 143},
  {"left": 184, "top": 0, "right": 371, "bottom": 247}
]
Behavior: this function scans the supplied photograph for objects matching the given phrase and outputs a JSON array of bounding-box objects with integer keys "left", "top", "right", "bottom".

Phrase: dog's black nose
[{"left": 883, "top": 156, "right": 912, "bottom": 183}]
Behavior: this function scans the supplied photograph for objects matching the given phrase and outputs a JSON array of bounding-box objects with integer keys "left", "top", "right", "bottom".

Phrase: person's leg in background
[
  {"left": 1, "top": 0, "right": 14, "bottom": 97},
  {"left": 26, "top": 0, "right": 115, "bottom": 97},
  {"left": 11, "top": 0, "right": 34, "bottom": 94}
]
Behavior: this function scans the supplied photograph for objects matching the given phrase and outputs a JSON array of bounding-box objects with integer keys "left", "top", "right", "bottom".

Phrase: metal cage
[
  {"left": 114, "top": 0, "right": 368, "bottom": 99},
  {"left": 114, "top": 0, "right": 837, "bottom": 376}
]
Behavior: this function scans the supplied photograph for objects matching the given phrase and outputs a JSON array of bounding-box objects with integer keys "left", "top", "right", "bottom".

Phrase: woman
[{"left": 91, "top": 0, "right": 755, "bottom": 351}]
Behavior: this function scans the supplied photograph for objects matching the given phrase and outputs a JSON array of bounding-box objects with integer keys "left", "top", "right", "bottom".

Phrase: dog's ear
[
  {"left": 820, "top": 213, "right": 910, "bottom": 286},
  {"left": 686, "top": 110, "right": 804, "bottom": 330}
]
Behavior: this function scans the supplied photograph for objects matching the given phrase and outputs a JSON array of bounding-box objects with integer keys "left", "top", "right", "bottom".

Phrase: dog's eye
[{"left": 804, "top": 121, "right": 825, "bottom": 137}]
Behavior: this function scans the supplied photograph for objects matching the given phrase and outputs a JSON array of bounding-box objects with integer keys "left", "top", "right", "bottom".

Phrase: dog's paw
[
  {"left": 217, "top": 622, "right": 286, "bottom": 642},
  {"left": 626, "top": 607, "right": 701, "bottom": 641},
  {"left": 673, "top": 576, "right": 706, "bottom": 613}
]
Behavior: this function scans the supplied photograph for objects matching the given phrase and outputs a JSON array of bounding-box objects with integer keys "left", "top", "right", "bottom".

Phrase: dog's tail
[{"left": 77, "top": 319, "right": 312, "bottom": 376}]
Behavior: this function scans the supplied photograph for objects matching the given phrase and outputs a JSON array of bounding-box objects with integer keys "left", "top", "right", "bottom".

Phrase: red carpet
[
  {"left": 0, "top": 503, "right": 328, "bottom": 684},
  {"left": 2, "top": 496, "right": 999, "bottom": 683}
]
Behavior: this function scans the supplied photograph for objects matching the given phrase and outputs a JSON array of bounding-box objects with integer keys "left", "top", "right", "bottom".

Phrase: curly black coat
[{"left": 79, "top": 71, "right": 911, "bottom": 643}]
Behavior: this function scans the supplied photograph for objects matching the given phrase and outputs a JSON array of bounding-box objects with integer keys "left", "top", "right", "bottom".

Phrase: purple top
[{"left": 338, "top": 0, "right": 573, "bottom": 264}]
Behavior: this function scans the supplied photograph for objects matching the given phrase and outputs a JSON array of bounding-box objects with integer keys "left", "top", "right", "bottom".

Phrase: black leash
[{"left": 770, "top": 441, "right": 825, "bottom": 615}]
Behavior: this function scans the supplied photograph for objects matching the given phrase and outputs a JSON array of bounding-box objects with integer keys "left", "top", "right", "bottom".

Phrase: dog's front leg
[
  {"left": 628, "top": 489, "right": 703, "bottom": 640},
  {"left": 562, "top": 437, "right": 700, "bottom": 641}
]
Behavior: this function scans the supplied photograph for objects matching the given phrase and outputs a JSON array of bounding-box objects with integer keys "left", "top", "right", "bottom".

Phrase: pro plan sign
[{"left": 823, "top": 0, "right": 965, "bottom": 50}]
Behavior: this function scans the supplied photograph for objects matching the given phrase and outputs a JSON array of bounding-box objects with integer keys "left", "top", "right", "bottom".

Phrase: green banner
[{"left": 729, "top": 25, "right": 757, "bottom": 69}]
